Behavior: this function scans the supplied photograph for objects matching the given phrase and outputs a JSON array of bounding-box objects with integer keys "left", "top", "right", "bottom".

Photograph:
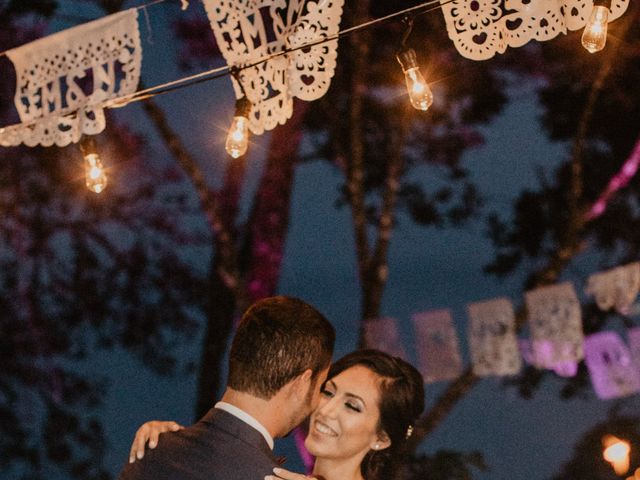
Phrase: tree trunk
[
  {"left": 243, "top": 100, "right": 309, "bottom": 305},
  {"left": 195, "top": 156, "right": 247, "bottom": 419},
  {"left": 195, "top": 101, "right": 309, "bottom": 417}
]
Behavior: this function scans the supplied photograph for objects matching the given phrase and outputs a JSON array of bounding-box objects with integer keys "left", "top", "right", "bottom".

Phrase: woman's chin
[{"left": 304, "top": 437, "right": 320, "bottom": 456}]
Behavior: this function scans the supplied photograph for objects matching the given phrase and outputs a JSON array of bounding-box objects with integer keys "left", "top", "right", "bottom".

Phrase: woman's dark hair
[{"left": 326, "top": 349, "right": 425, "bottom": 480}]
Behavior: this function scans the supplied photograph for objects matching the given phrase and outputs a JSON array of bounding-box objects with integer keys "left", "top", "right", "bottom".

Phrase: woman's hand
[
  {"left": 266, "top": 467, "right": 317, "bottom": 480},
  {"left": 128, "top": 420, "right": 184, "bottom": 463}
]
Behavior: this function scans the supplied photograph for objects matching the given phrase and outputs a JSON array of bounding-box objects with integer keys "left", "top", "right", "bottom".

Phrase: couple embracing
[{"left": 118, "top": 296, "right": 424, "bottom": 480}]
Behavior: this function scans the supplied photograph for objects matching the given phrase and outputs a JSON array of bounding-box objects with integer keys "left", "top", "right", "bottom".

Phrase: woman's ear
[{"left": 371, "top": 431, "right": 391, "bottom": 451}]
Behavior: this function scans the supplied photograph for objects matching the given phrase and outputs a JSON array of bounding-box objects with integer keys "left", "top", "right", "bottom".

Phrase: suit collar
[
  {"left": 214, "top": 402, "right": 274, "bottom": 450},
  {"left": 201, "top": 408, "right": 276, "bottom": 461}
]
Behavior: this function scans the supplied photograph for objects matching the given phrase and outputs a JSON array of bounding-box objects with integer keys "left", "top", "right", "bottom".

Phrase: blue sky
[{"left": 26, "top": 1, "right": 640, "bottom": 478}]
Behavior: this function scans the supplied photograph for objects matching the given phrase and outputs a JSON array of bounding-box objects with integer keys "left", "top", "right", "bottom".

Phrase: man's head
[{"left": 227, "top": 296, "right": 335, "bottom": 427}]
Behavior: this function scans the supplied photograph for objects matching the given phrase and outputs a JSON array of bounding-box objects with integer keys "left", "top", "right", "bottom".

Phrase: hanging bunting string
[
  {"left": 0, "top": 0, "right": 172, "bottom": 59},
  {"left": 0, "top": 0, "right": 455, "bottom": 131}
]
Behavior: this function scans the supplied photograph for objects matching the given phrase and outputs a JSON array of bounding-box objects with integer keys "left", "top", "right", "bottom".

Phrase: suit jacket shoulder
[{"left": 118, "top": 409, "right": 278, "bottom": 480}]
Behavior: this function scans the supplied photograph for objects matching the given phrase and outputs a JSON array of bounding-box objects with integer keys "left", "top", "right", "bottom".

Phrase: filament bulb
[
  {"left": 396, "top": 48, "right": 433, "bottom": 111},
  {"left": 84, "top": 153, "right": 108, "bottom": 193},
  {"left": 225, "top": 116, "right": 249, "bottom": 159},
  {"left": 225, "top": 96, "right": 251, "bottom": 159},
  {"left": 80, "top": 136, "right": 107, "bottom": 193},
  {"left": 581, "top": 3, "right": 610, "bottom": 53}
]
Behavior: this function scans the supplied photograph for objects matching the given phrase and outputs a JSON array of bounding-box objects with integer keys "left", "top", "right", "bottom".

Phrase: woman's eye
[
  {"left": 321, "top": 389, "right": 334, "bottom": 397},
  {"left": 346, "top": 402, "right": 361, "bottom": 412}
]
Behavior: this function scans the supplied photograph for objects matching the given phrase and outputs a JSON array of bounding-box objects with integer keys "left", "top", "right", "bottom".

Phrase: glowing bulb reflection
[{"left": 581, "top": 4, "right": 609, "bottom": 53}]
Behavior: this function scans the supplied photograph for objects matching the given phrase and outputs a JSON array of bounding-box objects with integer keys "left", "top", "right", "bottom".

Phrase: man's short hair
[{"left": 227, "top": 296, "right": 335, "bottom": 399}]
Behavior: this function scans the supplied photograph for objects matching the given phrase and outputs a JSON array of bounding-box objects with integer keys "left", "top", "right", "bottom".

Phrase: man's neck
[{"left": 219, "top": 388, "right": 285, "bottom": 439}]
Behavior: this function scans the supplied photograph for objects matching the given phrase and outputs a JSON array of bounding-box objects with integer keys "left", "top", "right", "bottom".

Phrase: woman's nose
[{"left": 318, "top": 396, "right": 339, "bottom": 418}]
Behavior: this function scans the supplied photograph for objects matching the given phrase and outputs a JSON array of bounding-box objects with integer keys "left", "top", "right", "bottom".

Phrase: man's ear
[
  {"left": 288, "top": 368, "right": 313, "bottom": 400},
  {"left": 370, "top": 431, "right": 391, "bottom": 451}
]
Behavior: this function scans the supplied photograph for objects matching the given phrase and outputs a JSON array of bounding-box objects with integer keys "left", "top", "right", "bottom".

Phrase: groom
[{"left": 118, "top": 296, "right": 335, "bottom": 480}]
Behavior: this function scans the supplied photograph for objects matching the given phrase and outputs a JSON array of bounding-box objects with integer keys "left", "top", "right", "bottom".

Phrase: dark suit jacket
[{"left": 118, "top": 408, "right": 278, "bottom": 480}]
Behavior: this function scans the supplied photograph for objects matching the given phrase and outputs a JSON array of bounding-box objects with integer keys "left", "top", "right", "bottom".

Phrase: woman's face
[{"left": 304, "top": 364, "right": 389, "bottom": 461}]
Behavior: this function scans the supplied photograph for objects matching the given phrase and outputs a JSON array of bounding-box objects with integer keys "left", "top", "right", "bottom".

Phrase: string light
[
  {"left": 225, "top": 96, "right": 251, "bottom": 159},
  {"left": 602, "top": 434, "right": 631, "bottom": 476},
  {"left": 79, "top": 136, "right": 108, "bottom": 193},
  {"left": 582, "top": 0, "right": 612, "bottom": 53},
  {"left": 397, "top": 48, "right": 433, "bottom": 111},
  {"left": 396, "top": 17, "right": 433, "bottom": 111}
]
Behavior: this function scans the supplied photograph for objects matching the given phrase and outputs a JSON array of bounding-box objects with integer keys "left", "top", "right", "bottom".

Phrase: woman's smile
[{"left": 311, "top": 419, "right": 339, "bottom": 438}]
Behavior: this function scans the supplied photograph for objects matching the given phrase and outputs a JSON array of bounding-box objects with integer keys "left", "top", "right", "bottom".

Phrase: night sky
[{"left": 19, "top": 1, "right": 640, "bottom": 479}]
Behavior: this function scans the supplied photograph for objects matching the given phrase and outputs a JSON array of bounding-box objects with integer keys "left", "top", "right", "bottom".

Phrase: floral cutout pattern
[
  {"left": 1, "top": 9, "right": 141, "bottom": 147},
  {"left": 525, "top": 282, "right": 584, "bottom": 364},
  {"left": 412, "top": 309, "right": 463, "bottom": 383},
  {"left": 440, "top": 0, "right": 630, "bottom": 60},
  {"left": 584, "top": 331, "right": 640, "bottom": 400},
  {"left": 585, "top": 262, "right": 640, "bottom": 315},
  {"left": 467, "top": 297, "right": 522, "bottom": 377},
  {"left": 362, "top": 316, "right": 408, "bottom": 360},
  {"left": 202, "top": 0, "right": 344, "bottom": 134}
]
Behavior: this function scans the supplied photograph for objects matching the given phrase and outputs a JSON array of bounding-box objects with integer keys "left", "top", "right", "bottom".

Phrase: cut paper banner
[
  {"left": 202, "top": 0, "right": 344, "bottom": 134},
  {"left": 585, "top": 262, "right": 640, "bottom": 314},
  {"left": 629, "top": 327, "right": 640, "bottom": 370},
  {"left": 525, "top": 281, "right": 584, "bottom": 364},
  {"left": 1, "top": 9, "right": 141, "bottom": 147},
  {"left": 412, "top": 309, "right": 463, "bottom": 383},
  {"left": 362, "top": 317, "right": 407, "bottom": 359},
  {"left": 467, "top": 297, "right": 522, "bottom": 377},
  {"left": 584, "top": 331, "right": 640, "bottom": 400},
  {"left": 519, "top": 339, "right": 578, "bottom": 377},
  {"left": 440, "top": 0, "right": 630, "bottom": 60}
]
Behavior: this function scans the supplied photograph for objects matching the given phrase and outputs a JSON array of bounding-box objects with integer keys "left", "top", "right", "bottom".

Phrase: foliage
[
  {"left": 484, "top": 4, "right": 640, "bottom": 399},
  {"left": 0, "top": 4, "right": 208, "bottom": 478},
  {"left": 486, "top": 6, "right": 640, "bottom": 281}
]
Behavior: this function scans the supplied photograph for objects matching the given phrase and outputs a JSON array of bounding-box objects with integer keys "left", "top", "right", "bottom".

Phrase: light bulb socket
[
  {"left": 396, "top": 48, "right": 418, "bottom": 72},
  {"left": 593, "top": 0, "right": 611, "bottom": 9},
  {"left": 234, "top": 96, "right": 252, "bottom": 119},
  {"left": 79, "top": 135, "right": 98, "bottom": 157}
]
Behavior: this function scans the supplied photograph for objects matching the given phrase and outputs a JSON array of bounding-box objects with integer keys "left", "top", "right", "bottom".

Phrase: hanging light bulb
[
  {"left": 581, "top": 0, "right": 611, "bottom": 53},
  {"left": 396, "top": 48, "right": 433, "bottom": 111},
  {"left": 80, "top": 136, "right": 108, "bottom": 194},
  {"left": 225, "top": 96, "right": 251, "bottom": 159}
]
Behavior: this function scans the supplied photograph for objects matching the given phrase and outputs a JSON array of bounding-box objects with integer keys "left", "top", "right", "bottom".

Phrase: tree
[
  {"left": 485, "top": 2, "right": 640, "bottom": 399},
  {"left": 551, "top": 409, "right": 640, "bottom": 480},
  {"left": 404, "top": 0, "right": 640, "bottom": 467},
  {"left": 164, "top": 0, "right": 514, "bottom": 470},
  {"left": 0, "top": 4, "right": 207, "bottom": 478}
]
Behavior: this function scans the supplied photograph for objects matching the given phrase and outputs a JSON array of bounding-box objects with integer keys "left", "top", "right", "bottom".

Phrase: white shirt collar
[{"left": 214, "top": 401, "right": 275, "bottom": 450}]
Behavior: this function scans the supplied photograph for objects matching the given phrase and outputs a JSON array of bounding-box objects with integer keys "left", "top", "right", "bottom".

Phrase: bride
[{"left": 129, "top": 349, "right": 425, "bottom": 480}]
